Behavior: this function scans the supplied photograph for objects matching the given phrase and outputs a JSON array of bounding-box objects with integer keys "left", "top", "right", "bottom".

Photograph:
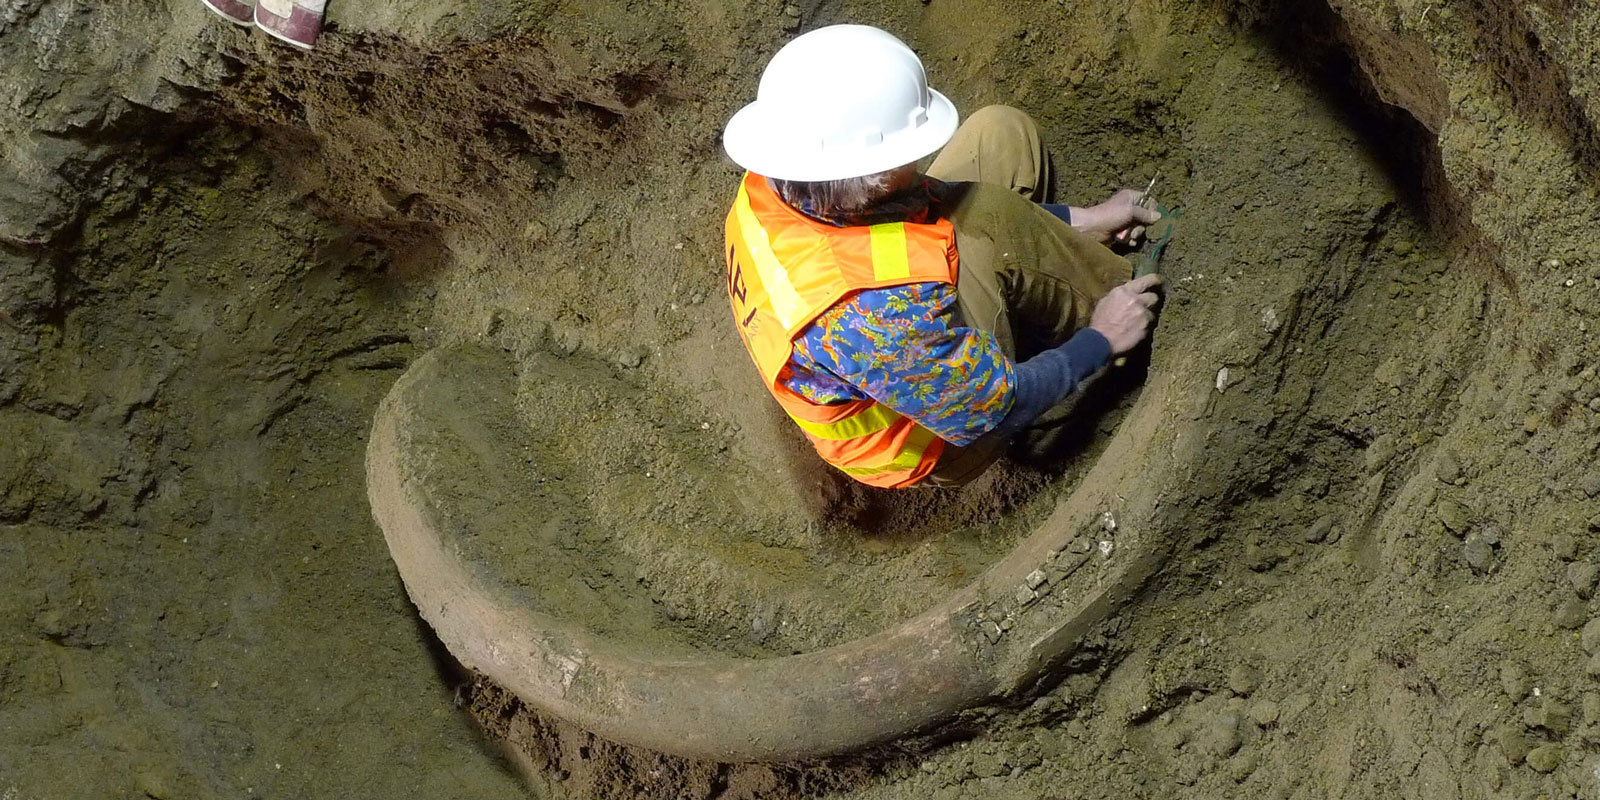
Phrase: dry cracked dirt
[{"left": 3, "top": 0, "right": 1600, "bottom": 798}]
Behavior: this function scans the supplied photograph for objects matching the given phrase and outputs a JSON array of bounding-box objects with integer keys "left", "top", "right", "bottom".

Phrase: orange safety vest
[{"left": 724, "top": 172, "right": 960, "bottom": 488}]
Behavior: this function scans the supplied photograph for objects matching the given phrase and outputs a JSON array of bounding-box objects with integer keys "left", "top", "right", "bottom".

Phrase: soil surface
[{"left": 3, "top": 0, "right": 1600, "bottom": 799}]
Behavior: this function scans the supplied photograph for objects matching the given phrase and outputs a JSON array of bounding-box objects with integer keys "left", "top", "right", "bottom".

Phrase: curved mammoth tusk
[{"left": 366, "top": 345, "right": 1173, "bottom": 762}]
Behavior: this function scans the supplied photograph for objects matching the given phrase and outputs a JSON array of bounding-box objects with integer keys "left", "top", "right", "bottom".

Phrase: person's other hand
[
  {"left": 1075, "top": 189, "right": 1161, "bottom": 244},
  {"left": 1089, "top": 274, "right": 1163, "bottom": 354}
]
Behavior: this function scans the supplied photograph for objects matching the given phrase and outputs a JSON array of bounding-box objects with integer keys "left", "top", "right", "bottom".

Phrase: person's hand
[
  {"left": 1075, "top": 189, "right": 1162, "bottom": 245},
  {"left": 1089, "top": 274, "right": 1163, "bottom": 355}
]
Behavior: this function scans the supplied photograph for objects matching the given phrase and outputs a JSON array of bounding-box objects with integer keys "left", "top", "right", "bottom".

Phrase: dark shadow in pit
[
  {"left": 402, "top": 571, "right": 474, "bottom": 690},
  {"left": 397, "top": 573, "right": 543, "bottom": 791},
  {"left": 245, "top": 123, "right": 457, "bottom": 284},
  {"left": 830, "top": 352, "right": 1146, "bottom": 548},
  {"left": 1465, "top": 0, "right": 1600, "bottom": 188},
  {"left": 825, "top": 465, "right": 1047, "bottom": 547},
  {"left": 452, "top": 624, "right": 1115, "bottom": 800},
  {"left": 1012, "top": 346, "right": 1150, "bottom": 472},
  {"left": 460, "top": 676, "right": 929, "bottom": 800},
  {"left": 1218, "top": 0, "right": 1481, "bottom": 253}
]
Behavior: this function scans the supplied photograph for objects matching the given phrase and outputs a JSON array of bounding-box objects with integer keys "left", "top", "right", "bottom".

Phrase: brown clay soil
[{"left": 3, "top": 0, "right": 1600, "bottom": 798}]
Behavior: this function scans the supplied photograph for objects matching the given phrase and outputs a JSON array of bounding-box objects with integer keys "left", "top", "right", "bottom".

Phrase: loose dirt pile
[{"left": 2, "top": 0, "right": 1598, "bottom": 799}]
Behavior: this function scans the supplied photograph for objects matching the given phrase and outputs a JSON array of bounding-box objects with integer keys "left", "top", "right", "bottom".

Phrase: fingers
[
  {"left": 1127, "top": 272, "right": 1164, "bottom": 292},
  {"left": 1090, "top": 191, "right": 1162, "bottom": 245},
  {"left": 1131, "top": 205, "right": 1162, "bottom": 224}
]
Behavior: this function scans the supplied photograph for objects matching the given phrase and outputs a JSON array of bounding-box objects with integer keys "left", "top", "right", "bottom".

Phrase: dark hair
[{"left": 771, "top": 170, "right": 895, "bottom": 218}]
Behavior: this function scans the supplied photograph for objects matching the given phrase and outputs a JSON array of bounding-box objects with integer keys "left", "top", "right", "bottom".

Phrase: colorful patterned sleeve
[{"left": 789, "top": 283, "right": 1016, "bottom": 446}]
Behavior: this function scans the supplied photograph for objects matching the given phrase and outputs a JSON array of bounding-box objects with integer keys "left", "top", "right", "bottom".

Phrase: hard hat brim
[{"left": 723, "top": 89, "right": 959, "bottom": 182}]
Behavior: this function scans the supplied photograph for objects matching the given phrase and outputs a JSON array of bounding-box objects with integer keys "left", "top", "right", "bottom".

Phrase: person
[
  {"left": 201, "top": 0, "right": 326, "bottom": 49},
  {"left": 722, "top": 24, "right": 1163, "bottom": 489}
]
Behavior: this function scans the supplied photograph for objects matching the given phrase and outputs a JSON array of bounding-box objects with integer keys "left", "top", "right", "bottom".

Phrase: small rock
[
  {"left": 1553, "top": 534, "right": 1580, "bottom": 561},
  {"left": 479, "top": 309, "right": 506, "bottom": 338},
  {"left": 1365, "top": 434, "right": 1397, "bottom": 472},
  {"left": 1590, "top": 397, "right": 1600, "bottom": 412},
  {"left": 969, "top": 751, "right": 1008, "bottom": 779},
  {"left": 1587, "top": 651, "right": 1600, "bottom": 678},
  {"left": 1243, "top": 540, "right": 1287, "bottom": 572},
  {"left": 1524, "top": 414, "right": 1541, "bottom": 435},
  {"left": 550, "top": 332, "right": 580, "bottom": 356},
  {"left": 1531, "top": 699, "right": 1573, "bottom": 736},
  {"left": 1228, "top": 664, "right": 1262, "bottom": 697},
  {"left": 1199, "top": 713, "right": 1244, "bottom": 758},
  {"left": 1522, "top": 702, "right": 1555, "bottom": 730},
  {"left": 1025, "top": 694, "right": 1059, "bottom": 717},
  {"left": 751, "top": 609, "right": 774, "bottom": 639},
  {"left": 617, "top": 347, "right": 648, "bottom": 369},
  {"left": 1555, "top": 598, "right": 1588, "bottom": 630},
  {"left": 1500, "top": 662, "right": 1532, "bottom": 701},
  {"left": 1435, "top": 451, "right": 1462, "bottom": 484},
  {"left": 1525, "top": 745, "right": 1562, "bottom": 773},
  {"left": 1463, "top": 532, "right": 1495, "bottom": 573},
  {"left": 1583, "top": 618, "right": 1600, "bottom": 654},
  {"left": 1013, "top": 749, "right": 1042, "bottom": 771},
  {"left": 1248, "top": 700, "right": 1280, "bottom": 727},
  {"left": 1226, "top": 750, "right": 1260, "bottom": 783},
  {"left": 133, "top": 770, "right": 174, "bottom": 800},
  {"left": 1583, "top": 692, "right": 1600, "bottom": 725},
  {"left": 1496, "top": 724, "right": 1531, "bottom": 765},
  {"left": 1485, "top": 763, "right": 1505, "bottom": 791},
  {"left": 1155, "top": 720, "right": 1191, "bottom": 751},
  {"left": 1436, "top": 499, "right": 1472, "bottom": 536},
  {"left": 1303, "top": 515, "right": 1336, "bottom": 544},
  {"left": 1476, "top": 524, "right": 1503, "bottom": 546},
  {"left": 1581, "top": 473, "right": 1600, "bottom": 499},
  {"left": 1035, "top": 728, "right": 1073, "bottom": 760},
  {"left": 780, "top": 3, "right": 801, "bottom": 31}
]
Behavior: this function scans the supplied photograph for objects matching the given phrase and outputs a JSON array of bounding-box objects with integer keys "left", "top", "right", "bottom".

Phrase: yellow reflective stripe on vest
[
  {"left": 733, "top": 185, "right": 805, "bottom": 329},
  {"left": 787, "top": 404, "right": 902, "bottom": 441},
  {"left": 868, "top": 222, "right": 910, "bottom": 282},
  {"left": 838, "top": 426, "right": 938, "bottom": 477}
]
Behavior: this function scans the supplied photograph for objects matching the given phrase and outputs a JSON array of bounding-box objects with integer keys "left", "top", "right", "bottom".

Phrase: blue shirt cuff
[{"left": 1063, "top": 327, "right": 1112, "bottom": 375}]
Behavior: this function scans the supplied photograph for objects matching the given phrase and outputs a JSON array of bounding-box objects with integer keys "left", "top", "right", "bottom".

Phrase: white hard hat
[{"left": 723, "top": 25, "right": 959, "bottom": 182}]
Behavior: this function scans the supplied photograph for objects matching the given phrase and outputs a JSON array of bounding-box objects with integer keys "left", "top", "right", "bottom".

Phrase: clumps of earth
[{"left": 3, "top": 1, "right": 1600, "bottom": 799}]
